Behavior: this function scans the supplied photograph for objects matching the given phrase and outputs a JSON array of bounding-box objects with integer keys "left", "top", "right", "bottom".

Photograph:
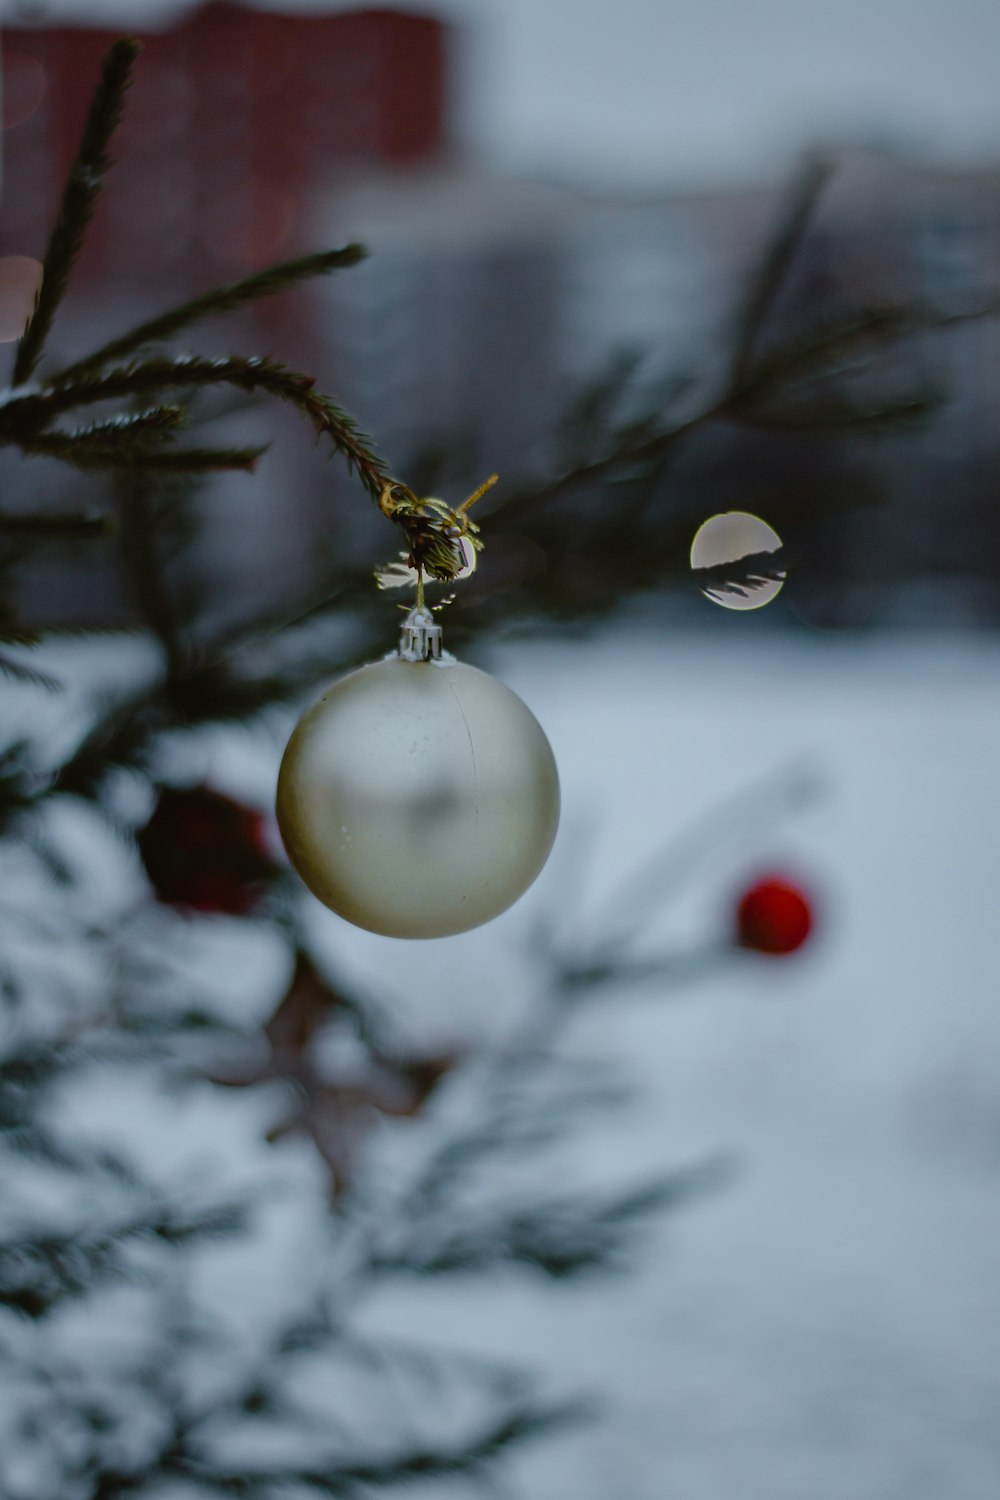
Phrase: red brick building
[
  {"left": 0, "top": 6, "right": 450, "bottom": 624},
  {"left": 1, "top": 5, "right": 448, "bottom": 288}
]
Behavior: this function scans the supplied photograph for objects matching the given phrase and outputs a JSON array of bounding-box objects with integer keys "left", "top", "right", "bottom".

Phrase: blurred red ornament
[
  {"left": 138, "top": 785, "right": 277, "bottom": 915},
  {"left": 735, "top": 875, "right": 814, "bottom": 955}
]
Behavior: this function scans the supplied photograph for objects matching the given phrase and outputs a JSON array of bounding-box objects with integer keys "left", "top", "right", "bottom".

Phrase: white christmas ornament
[{"left": 277, "top": 607, "right": 560, "bottom": 939}]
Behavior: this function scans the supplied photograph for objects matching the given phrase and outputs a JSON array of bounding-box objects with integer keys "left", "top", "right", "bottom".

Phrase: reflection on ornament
[
  {"left": 376, "top": 474, "right": 494, "bottom": 587},
  {"left": 690, "top": 511, "right": 785, "bottom": 610},
  {"left": 277, "top": 607, "right": 560, "bottom": 939},
  {"left": 376, "top": 533, "right": 477, "bottom": 591}
]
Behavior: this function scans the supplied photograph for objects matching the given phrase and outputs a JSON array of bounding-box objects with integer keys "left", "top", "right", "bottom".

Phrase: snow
[
  {"left": 328, "top": 627, "right": 1000, "bottom": 1498},
  {"left": 6, "top": 625, "right": 1000, "bottom": 1497}
]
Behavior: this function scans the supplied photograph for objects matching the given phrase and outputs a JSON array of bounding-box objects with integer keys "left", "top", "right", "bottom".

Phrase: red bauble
[
  {"left": 735, "top": 875, "right": 813, "bottom": 955},
  {"left": 138, "top": 785, "right": 277, "bottom": 915}
]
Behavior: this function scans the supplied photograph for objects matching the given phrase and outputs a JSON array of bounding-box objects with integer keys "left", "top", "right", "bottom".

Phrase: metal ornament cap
[{"left": 276, "top": 655, "right": 560, "bottom": 939}]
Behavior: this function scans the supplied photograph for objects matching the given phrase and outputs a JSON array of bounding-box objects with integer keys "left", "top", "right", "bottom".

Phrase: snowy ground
[
  {"left": 22, "top": 626, "right": 1000, "bottom": 1500},
  {"left": 326, "top": 628, "right": 1000, "bottom": 1500}
]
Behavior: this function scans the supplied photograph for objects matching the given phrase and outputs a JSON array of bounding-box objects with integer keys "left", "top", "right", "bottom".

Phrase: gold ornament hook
[
  {"left": 457, "top": 472, "right": 499, "bottom": 514},
  {"left": 375, "top": 472, "right": 498, "bottom": 601}
]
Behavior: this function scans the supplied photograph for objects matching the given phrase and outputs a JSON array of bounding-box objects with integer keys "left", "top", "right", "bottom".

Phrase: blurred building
[
  {"left": 319, "top": 147, "right": 1000, "bottom": 622},
  {"left": 0, "top": 4, "right": 451, "bottom": 622},
  {"left": 1, "top": 4, "right": 1000, "bottom": 625},
  {"left": 1, "top": 4, "right": 446, "bottom": 278}
]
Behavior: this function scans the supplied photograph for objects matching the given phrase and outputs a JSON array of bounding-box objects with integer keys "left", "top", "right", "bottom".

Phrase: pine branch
[
  {"left": 0, "top": 653, "right": 60, "bottom": 691},
  {"left": 12, "top": 39, "right": 140, "bottom": 386},
  {"left": 734, "top": 298, "right": 1000, "bottom": 405},
  {"left": 0, "top": 692, "right": 154, "bottom": 822},
  {"left": 35, "top": 406, "right": 183, "bottom": 447},
  {"left": 168, "top": 1401, "right": 582, "bottom": 1494},
  {"left": 729, "top": 153, "right": 833, "bottom": 390},
  {"left": 3, "top": 355, "right": 392, "bottom": 498},
  {"left": 53, "top": 244, "right": 368, "bottom": 382},
  {"left": 739, "top": 388, "right": 945, "bottom": 432},
  {"left": 0, "top": 620, "right": 40, "bottom": 647},
  {"left": 554, "top": 347, "right": 645, "bottom": 466},
  {"left": 738, "top": 304, "right": 919, "bottom": 395},
  {"left": 22, "top": 433, "right": 268, "bottom": 473},
  {"left": 116, "top": 471, "right": 188, "bottom": 680},
  {"left": 0, "top": 1199, "right": 246, "bottom": 1318},
  {"left": 114, "top": 443, "right": 266, "bottom": 473},
  {"left": 8, "top": 1123, "right": 142, "bottom": 1188},
  {"left": 0, "top": 1044, "right": 68, "bottom": 1125},
  {"left": 691, "top": 544, "right": 788, "bottom": 597},
  {"left": 51, "top": 691, "right": 158, "bottom": 801},
  {"left": 11, "top": 405, "right": 264, "bottom": 473},
  {"left": 0, "top": 510, "right": 113, "bottom": 537},
  {"left": 15, "top": 405, "right": 182, "bottom": 467},
  {"left": 370, "top": 1162, "right": 727, "bottom": 1279},
  {"left": 555, "top": 943, "right": 739, "bottom": 997},
  {"left": 497, "top": 299, "right": 958, "bottom": 522}
]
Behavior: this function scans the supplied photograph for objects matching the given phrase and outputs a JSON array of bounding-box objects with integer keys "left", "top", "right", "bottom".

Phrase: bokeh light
[
  {"left": 0, "top": 257, "right": 43, "bottom": 343},
  {"left": 690, "top": 510, "right": 785, "bottom": 610}
]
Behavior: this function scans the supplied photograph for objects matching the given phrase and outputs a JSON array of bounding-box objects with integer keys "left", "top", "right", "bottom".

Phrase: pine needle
[
  {"left": 743, "top": 304, "right": 917, "bottom": 394},
  {"left": 729, "top": 153, "right": 834, "bottom": 390},
  {"left": 9, "top": 354, "right": 392, "bottom": 498},
  {"left": 742, "top": 389, "right": 945, "bottom": 432},
  {"left": 13, "top": 39, "right": 141, "bottom": 386},
  {"left": 59, "top": 407, "right": 185, "bottom": 443},
  {"left": 23, "top": 433, "right": 268, "bottom": 473},
  {"left": 0, "top": 512, "right": 113, "bottom": 537},
  {"left": 691, "top": 545, "right": 788, "bottom": 596},
  {"left": 0, "top": 653, "right": 60, "bottom": 691},
  {"left": 53, "top": 243, "right": 368, "bottom": 381}
]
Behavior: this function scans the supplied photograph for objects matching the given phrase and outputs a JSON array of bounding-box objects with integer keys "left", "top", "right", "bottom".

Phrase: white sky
[{"left": 3, "top": 0, "right": 1000, "bottom": 187}]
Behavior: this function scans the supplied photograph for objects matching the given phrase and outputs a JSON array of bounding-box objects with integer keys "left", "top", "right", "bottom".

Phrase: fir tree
[{"left": 0, "top": 39, "right": 990, "bottom": 1500}]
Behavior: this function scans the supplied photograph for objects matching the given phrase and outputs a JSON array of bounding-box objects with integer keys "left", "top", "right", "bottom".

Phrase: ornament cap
[{"left": 398, "top": 604, "right": 443, "bottom": 662}]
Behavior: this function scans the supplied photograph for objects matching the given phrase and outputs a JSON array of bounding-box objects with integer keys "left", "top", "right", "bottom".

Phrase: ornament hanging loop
[
  {"left": 398, "top": 603, "right": 443, "bottom": 661},
  {"left": 375, "top": 474, "right": 497, "bottom": 594}
]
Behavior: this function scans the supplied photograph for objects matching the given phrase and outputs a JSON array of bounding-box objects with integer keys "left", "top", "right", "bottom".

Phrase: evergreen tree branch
[
  {"left": 499, "top": 296, "right": 1000, "bottom": 523},
  {"left": 51, "top": 691, "right": 159, "bottom": 801},
  {"left": 690, "top": 544, "right": 788, "bottom": 596},
  {"left": 117, "top": 444, "right": 266, "bottom": 473},
  {"left": 0, "top": 1199, "right": 246, "bottom": 1318},
  {"left": 29, "top": 406, "right": 184, "bottom": 448},
  {"left": 0, "top": 621, "right": 39, "bottom": 646},
  {"left": 53, "top": 245, "right": 368, "bottom": 382},
  {"left": 22, "top": 434, "right": 268, "bottom": 473},
  {"left": 554, "top": 948, "right": 712, "bottom": 994},
  {"left": 12, "top": 39, "right": 140, "bottom": 386},
  {"left": 0, "top": 693, "right": 153, "bottom": 824},
  {"left": 369, "top": 1162, "right": 728, "bottom": 1279},
  {"left": 737, "top": 303, "right": 920, "bottom": 394},
  {"left": 116, "top": 473, "right": 189, "bottom": 681},
  {"left": 0, "top": 653, "right": 60, "bottom": 691},
  {"left": 168, "top": 1401, "right": 582, "bottom": 1495},
  {"left": 728, "top": 153, "right": 833, "bottom": 390},
  {"left": 14, "top": 399, "right": 263, "bottom": 473},
  {"left": 739, "top": 388, "right": 944, "bottom": 432},
  {"left": 0, "top": 511, "right": 112, "bottom": 537},
  {"left": 3, "top": 356, "right": 392, "bottom": 498}
]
